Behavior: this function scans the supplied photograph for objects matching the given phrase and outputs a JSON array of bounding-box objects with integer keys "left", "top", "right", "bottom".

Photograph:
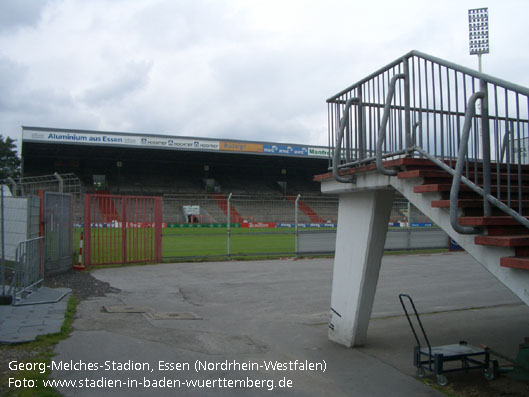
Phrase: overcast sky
[{"left": 1, "top": 0, "right": 529, "bottom": 148}]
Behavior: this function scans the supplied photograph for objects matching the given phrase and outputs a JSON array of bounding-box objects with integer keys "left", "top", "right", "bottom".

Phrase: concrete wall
[{"left": 298, "top": 228, "right": 448, "bottom": 254}]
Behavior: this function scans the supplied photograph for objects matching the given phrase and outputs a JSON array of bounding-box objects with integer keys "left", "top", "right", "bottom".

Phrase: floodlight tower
[{"left": 468, "top": 7, "right": 489, "bottom": 72}]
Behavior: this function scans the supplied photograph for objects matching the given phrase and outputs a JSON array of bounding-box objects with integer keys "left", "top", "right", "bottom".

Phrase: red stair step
[
  {"left": 500, "top": 256, "right": 529, "bottom": 270},
  {"left": 415, "top": 184, "right": 529, "bottom": 194},
  {"left": 487, "top": 226, "right": 529, "bottom": 236},
  {"left": 398, "top": 169, "right": 529, "bottom": 182},
  {"left": 458, "top": 216, "right": 529, "bottom": 226},
  {"left": 475, "top": 234, "right": 529, "bottom": 247},
  {"left": 398, "top": 170, "right": 451, "bottom": 179},
  {"left": 432, "top": 199, "right": 529, "bottom": 209}
]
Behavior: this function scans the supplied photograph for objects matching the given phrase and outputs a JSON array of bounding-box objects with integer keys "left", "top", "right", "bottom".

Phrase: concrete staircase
[
  {"left": 395, "top": 159, "right": 529, "bottom": 271},
  {"left": 316, "top": 157, "right": 529, "bottom": 308},
  {"left": 211, "top": 194, "right": 244, "bottom": 223},
  {"left": 286, "top": 196, "right": 325, "bottom": 223}
]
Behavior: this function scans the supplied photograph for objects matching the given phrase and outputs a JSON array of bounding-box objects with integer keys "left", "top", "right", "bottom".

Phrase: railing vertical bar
[
  {"left": 462, "top": 73, "right": 468, "bottom": 178},
  {"left": 430, "top": 61, "right": 437, "bottom": 157},
  {"left": 454, "top": 70, "right": 460, "bottom": 170},
  {"left": 493, "top": 85, "right": 501, "bottom": 198},
  {"left": 377, "top": 74, "right": 382, "bottom": 155},
  {"left": 396, "top": 65, "right": 401, "bottom": 151},
  {"left": 424, "top": 59, "right": 430, "bottom": 153},
  {"left": 504, "top": 91, "right": 511, "bottom": 207},
  {"left": 397, "top": 64, "right": 403, "bottom": 151},
  {"left": 327, "top": 103, "right": 332, "bottom": 169},
  {"left": 388, "top": 70, "right": 393, "bottom": 153},
  {"left": 438, "top": 64, "right": 445, "bottom": 160},
  {"left": 367, "top": 80, "right": 371, "bottom": 155},
  {"left": 519, "top": 93, "right": 529, "bottom": 215},
  {"left": 418, "top": 57, "right": 424, "bottom": 151},
  {"left": 344, "top": 92, "right": 351, "bottom": 163},
  {"left": 516, "top": 93, "right": 522, "bottom": 215},
  {"left": 411, "top": 56, "right": 417, "bottom": 149},
  {"left": 404, "top": 56, "right": 411, "bottom": 152},
  {"left": 446, "top": 67, "right": 452, "bottom": 163},
  {"left": 480, "top": 79, "right": 491, "bottom": 217}
]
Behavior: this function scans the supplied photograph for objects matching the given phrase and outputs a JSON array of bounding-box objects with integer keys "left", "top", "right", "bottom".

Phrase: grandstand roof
[{"left": 22, "top": 126, "right": 331, "bottom": 159}]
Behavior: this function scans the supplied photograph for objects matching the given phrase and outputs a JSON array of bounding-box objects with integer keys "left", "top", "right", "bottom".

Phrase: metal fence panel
[
  {"left": 43, "top": 192, "right": 73, "bottom": 276},
  {"left": 299, "top": 228, "right": 448, "bottom": 254},
  {"left": 298, "top": 230, "right": 336, "bottom": 254},
  {"left": 11, "top": 237, "right": 44, "bottom": 303},
  {"left": 160, "top": 193, "right": 445, "bottom": 260},
  {"left": 84, "top": 194, "right": 162, "bottom": 266}
]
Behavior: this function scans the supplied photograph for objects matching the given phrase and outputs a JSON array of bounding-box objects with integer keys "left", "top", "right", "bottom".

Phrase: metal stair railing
[{"left": 329, "top": 50, "right": 529, "bottom": 232}]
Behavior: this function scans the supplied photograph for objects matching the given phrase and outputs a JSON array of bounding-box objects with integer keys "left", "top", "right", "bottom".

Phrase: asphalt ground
[{"left": 49, "top": 252, "right": 528, "bottom": 396}]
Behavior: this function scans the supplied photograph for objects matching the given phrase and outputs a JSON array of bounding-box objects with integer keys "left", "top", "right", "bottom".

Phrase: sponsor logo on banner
[
  {"left": 141, "top": 137, "right": 168, "bottom": 146},
  {"left": 220, "top": 141, "right": 263, "bottom": 153},
  {"left": 308, "top": 147, "right": 330, "bottom": 157},
  {"left": 75, "top": 222, "right": 168, "bottom": 228},
  {"left": 169, "top": 139, "right": 220, "bottom": 150},
  {"left": 23, "top": 130, "right": 133, "bottom": 145},
  {"left": 263, "top": 144, "right": 308, "bottom": 156},
  {"left": 22, "top": 128, "right": 220, "bottom": 151},
  {"left": 240, "top": 222, "right": 277, "bottom": 228}
]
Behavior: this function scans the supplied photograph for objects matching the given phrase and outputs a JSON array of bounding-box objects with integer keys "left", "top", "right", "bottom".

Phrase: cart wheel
[
  {"left": 436, "top": 374, "right": 448, "bottom": 386},
  {"left": 484, "top": 368, "right": 495, "bottom": 381},
  {"left": 416, "top": 367, "right": 426, "bottom": 378}
]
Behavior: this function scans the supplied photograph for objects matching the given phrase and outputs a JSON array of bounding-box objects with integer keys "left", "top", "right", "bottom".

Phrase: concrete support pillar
[{"left": 328, "top": 189, "right": 394, "bottom": 347}]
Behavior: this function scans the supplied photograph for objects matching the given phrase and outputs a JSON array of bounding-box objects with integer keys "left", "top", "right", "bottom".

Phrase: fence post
[
  {"left": 1, "top": 184, "right": 4, "bottom": 295},
  {"left": 295, "top": 194, "right": 300, "bottom": 257},
  {"left": 227, "top": 193, "right": 232, "bottom": 257},
  {"left": 54, "top": 172, "right": 64, "bottom": 193},
  {"left": 6, "top": 177, "right": 17, "bottom": 197},
  {"left": 121, "top": 197, "right": 127, "bottom": 264},
  {"left": 154, "top": 197, "right": 162, "bottom": 263},
  {"left": 83, "top": 194, "right": 91, "bottom": 266},
  {"left": 407, "top": 200, "right": 411, "bottom": 250}
]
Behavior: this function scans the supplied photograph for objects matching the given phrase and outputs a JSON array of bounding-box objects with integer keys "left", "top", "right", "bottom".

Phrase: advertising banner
[
  {"left": 263, "top": 144, "right": 308, "bottom": 156},
  {"left": 219, "top": 141, "right": 263, "bottom": 153},
  {"left": 240, "top": 222, "right": 277, "bottom": 228},
  {"left": 22, "top": 128, "right": 220, "bottom": 151}
]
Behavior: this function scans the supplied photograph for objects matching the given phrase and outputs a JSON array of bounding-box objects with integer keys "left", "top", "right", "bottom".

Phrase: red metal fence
[{"left": 84, "top": 194, "right": 162, "bottom": 266}]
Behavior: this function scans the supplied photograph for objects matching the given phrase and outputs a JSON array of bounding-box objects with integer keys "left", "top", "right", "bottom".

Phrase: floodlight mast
[{"left": 468, "top": 7, "right": 489, "bottom": 72}]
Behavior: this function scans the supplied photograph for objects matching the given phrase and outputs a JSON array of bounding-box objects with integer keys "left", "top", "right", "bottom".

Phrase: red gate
[{"left": 84, "top": 194, "right": 162, "bottom": 266}]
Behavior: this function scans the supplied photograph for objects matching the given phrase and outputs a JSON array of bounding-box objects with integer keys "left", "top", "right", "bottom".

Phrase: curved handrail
[
  {"left": 450, "top": 91, "right": 485, "bottom": 234},
  {"left": 375, "top": 73, "right": 406, "bottom": 176},
  {"left": 329, "top": 51, "right": 529, "bottom": 233},
  {"left": 332, "top": 97, "right": 360, "bottom": 183}
]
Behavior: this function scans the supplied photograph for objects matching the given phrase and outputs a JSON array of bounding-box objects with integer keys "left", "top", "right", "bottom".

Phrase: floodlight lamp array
[{"left": 468, "top": 7, "right": 489, "bottom": 55}]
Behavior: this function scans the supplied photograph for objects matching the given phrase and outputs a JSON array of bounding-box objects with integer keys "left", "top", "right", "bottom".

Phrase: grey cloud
[
  {"left": 0, "top": 57, "right": 27, "bottom": 110},
  {"left": 0, "top": 0, "right": 51, "bottom": 32},
  {"left": 81, "top": 61, "right": 152, "bottom": 106}
]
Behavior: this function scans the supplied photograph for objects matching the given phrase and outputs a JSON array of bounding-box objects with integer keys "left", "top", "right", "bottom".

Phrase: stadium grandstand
[
  {"left": 21, "top": 126, "right": 329, "bottom": 198},
  {"left": 15, "top": 126, "right": 440, "bottom": 262}
]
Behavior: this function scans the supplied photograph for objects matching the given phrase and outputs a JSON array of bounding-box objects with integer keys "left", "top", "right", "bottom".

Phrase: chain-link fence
[
  {"left": 391, "top": 199, "right": 435, "bottom": 227},
  {"left": 7, "top": 173, "right": 83, "bottom": 223},
  {"left": 160, "top": 193, "right": 447, "bottom": 261}
]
